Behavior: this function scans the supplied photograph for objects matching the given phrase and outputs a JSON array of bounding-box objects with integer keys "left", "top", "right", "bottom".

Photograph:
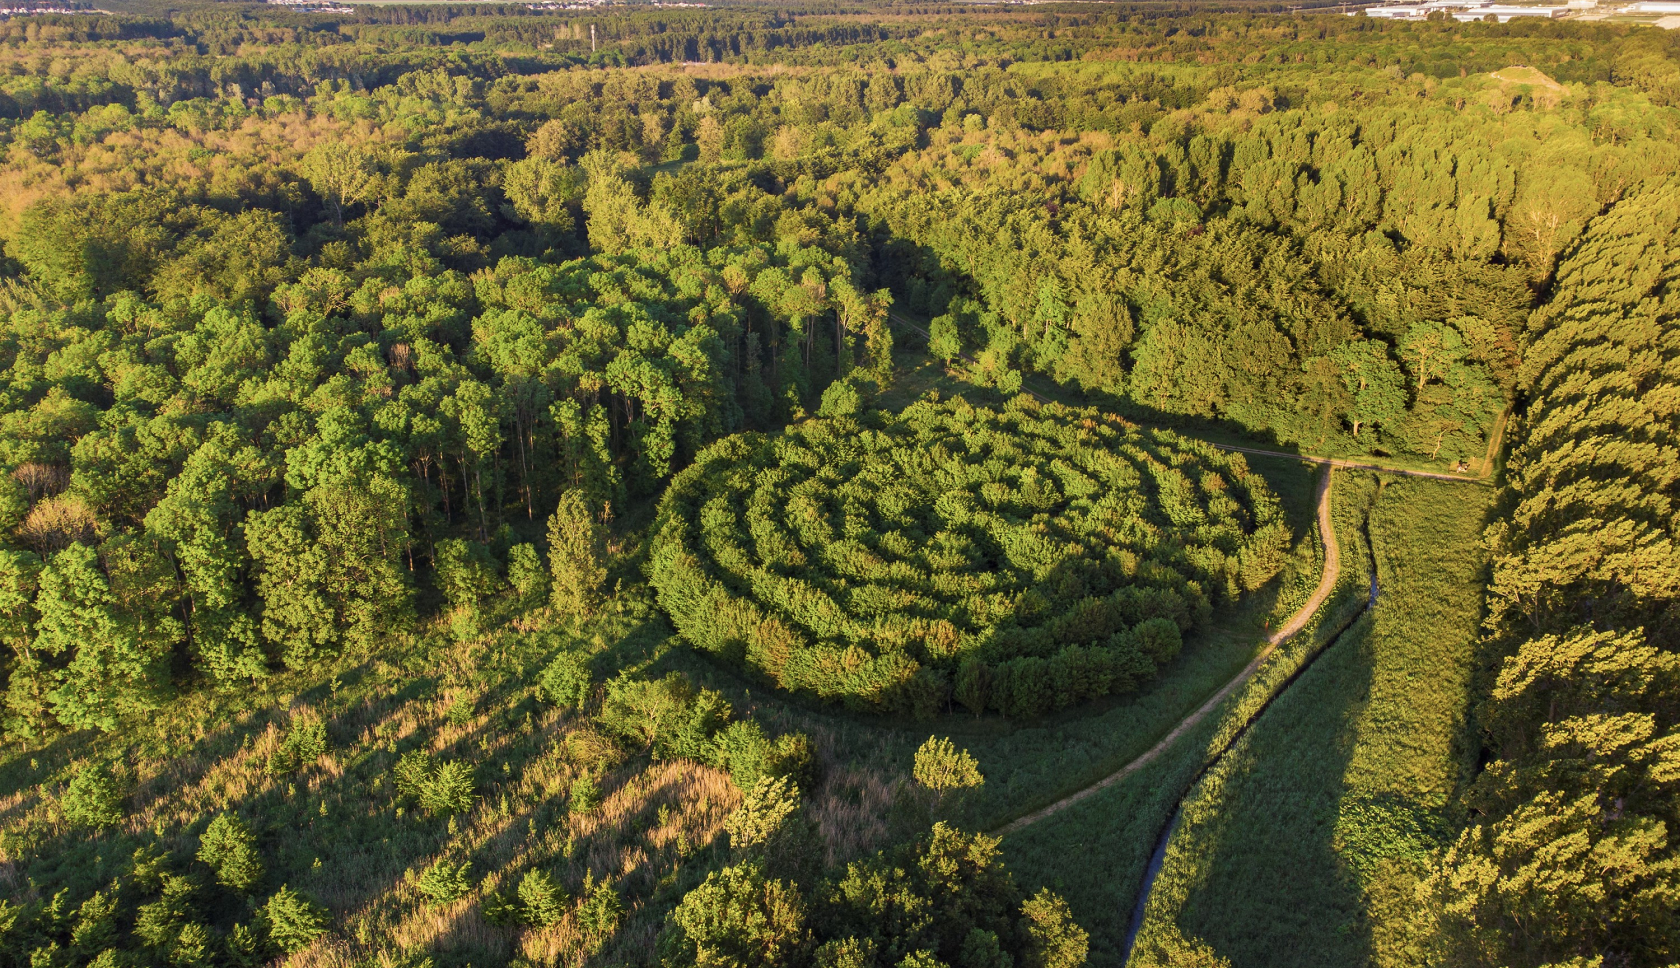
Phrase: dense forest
[{"left": 0, "top": 1, "right": 1676, "bottom": 966}]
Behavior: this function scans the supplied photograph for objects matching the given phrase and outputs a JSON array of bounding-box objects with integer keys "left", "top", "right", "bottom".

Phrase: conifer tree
[{"left": 548, "top": 489, "right": 608, "bottom": 616}]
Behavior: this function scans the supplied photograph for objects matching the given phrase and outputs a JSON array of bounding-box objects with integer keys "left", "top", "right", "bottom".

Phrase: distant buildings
[
  {"left": 263, "top": 0, "right": 354, "bottom": 11},
  {"left": 1353, "top": 0, "right": 1569, "bottom": 18},
  {"left": 1453, "top": 4, "right": 1568, "bottom": 19}
]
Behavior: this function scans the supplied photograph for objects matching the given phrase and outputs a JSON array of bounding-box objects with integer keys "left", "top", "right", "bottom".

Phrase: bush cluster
[
  {"left": 663, "top": 822, "right": 1087, "bottom": 968},
  {"left": 0, "top": 840, "right": 326, "bottom": 964},
  {"left": 650, "top": 398, "right": 1288, "bottom": 716}
]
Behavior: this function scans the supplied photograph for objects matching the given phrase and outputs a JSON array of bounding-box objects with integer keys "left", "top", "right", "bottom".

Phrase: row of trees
[
  {"left": 650, "top": 396, "right": 1288, "bottom": 716},
  {"left": 1423, "top": 177, "right": 1680, "bottom": 967}
]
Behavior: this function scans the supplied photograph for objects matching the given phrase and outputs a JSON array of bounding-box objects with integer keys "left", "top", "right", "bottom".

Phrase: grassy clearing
[
  {"left": 986, "top": 465, "right": 1376, "bottom": 968},
  {"left": 1128, "top": 474, "right": 1491, "bottom": 968}
]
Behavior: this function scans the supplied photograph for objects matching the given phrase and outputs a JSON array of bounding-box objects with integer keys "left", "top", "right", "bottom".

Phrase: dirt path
[
  {"left": 996, "top": 466, "right": 1341, "bottom": 836},
  {"left": 883, "top": 308, "right": 1493, "bottom": 833}
]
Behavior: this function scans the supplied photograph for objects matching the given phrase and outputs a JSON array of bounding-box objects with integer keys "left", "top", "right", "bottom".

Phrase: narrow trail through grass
[
  {"left": 995, "top": 468, "right": 1339, "bottom": 836},
  {"left": 1126, "top": 475, "right": 1493, "bottom": 967},
  {"left": 993, "top": 452, "right": 1483, "bottom": 839}
]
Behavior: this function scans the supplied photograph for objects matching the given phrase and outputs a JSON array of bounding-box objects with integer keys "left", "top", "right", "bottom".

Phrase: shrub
[
  {"left": 954, "top": 660, "right": 991, "bottom": 717},
  {"left": 817, "top": 376, "right": 863, "bottom": 417},
  {"left": 433, "top": 538, "right": 501, "bottom": 613},
  {"left": 267, "top": 717, "right": 328, "bottom": 774},
  {"left": 713, "top": 720, "right": 773, "bottom": 791},
  {"left": 725, "top": 775, "right": 802, "bottom": 851},
  {"left": 1133, "top": 617, "right": 1183, "bottom": 665},
  {"left": 562, "top": 727, "right": 626, "bottom": 774},
  {"left": 62, "top": 762, "right": 125, "bottom": 829},
  {"left": 668, "top": 864, "right": 810, "bottom": 968},
  {"left": 393, "top": 750, "right": 435, "bottom": 800},
  {"left": 767, "top": 732, "right": 817, "bottom": 792},
  {"left": 506, "top": 543, "right": 549, "bottom": 609},
  {"left": 262, "top": 885, "right": 330, "bottom": 954},
  {"left": 570, "top": 774, "right": 601, "bottom": 815},
  {"left": 434, "top": 538, "right": 501, "bottom": 640},
  {"left": 539, "top": 651, "right": 593, "bottom": 711},
  {"left": 197, "top": 813, "right": 264, "bottom": 893},
  {"left": 417, "top": 858, "right": 473, "bottom": 906},
  {"left": 481, "top": 889, "right": 520, "bottom": 926},
  {"left": 996, "top": 657, "right": 1052, "bottom": 719},
  {"left": 71, "top": 890, "right": 118, "bottom": 950},
  {"left": 549, "top": 489, "right": 607, "bottom": 616},
  {"left": 133, "top": 873, "right": 197, "bottom": 948},
  {"left": 962, "top": 929, "right": 1012, "bottom": 968},
  {"left": 516, "top": 870, "right": 568, "bottom": 927},
  {"left": 418, "top": 760, "right": 475, "bottom": 816},
  {"left": 597, "top": 671, "right": 732, "bottom": 761},
  {"left": 445, "top": 692, "right": 476, "bottom": 725},
  {"left": 225, "top": 922, "right": 267, "bottom": 968},
  {"left": 913, "top": 736, "right": 984, "bottom": 806},
  {"left": 174, "top": 922, "right": 215, "bottom": 965},
  {"left": 1020, "top": 889, "right": 1088, "bottom": 968},
  {"left": 577, "top": 877, "right": 625, "bottom": 950},
  {"left": 714, "top": 722, "right": 817, "bottom": 792},
  {"left": 393, "top": 751, "right": 475, "bottom": 816},
  {"left": 928, "top": 314, "right": 963, "bottom": 364},
  {"left": 648, "top": 398, "right": 1287, "bottom": 716}
]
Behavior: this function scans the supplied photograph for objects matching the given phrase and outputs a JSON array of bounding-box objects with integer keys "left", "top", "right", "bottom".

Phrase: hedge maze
[{"left": 650, "top": 398, "right": 1290, "bottom": 717}]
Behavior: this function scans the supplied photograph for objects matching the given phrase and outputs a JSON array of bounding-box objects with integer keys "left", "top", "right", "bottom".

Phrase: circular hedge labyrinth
[{"left": 649, "top": 397, "right": 1291, "bottom": 718}]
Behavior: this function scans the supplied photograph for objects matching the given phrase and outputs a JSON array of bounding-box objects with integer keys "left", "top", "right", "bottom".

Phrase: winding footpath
[
  {"left": 886, "top": 308, "right": 1494, "bottom": 833},
  {"left": 887, "top": 307, "right": 1498, "bottom": 960},
  {"left": 996, "top": 467, "right": 1340, "bottom": 836}
]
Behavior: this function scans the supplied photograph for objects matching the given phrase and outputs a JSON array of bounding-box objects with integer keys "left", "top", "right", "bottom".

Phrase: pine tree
[
  {"left": 548, "top": 489, "right": 607, "bottom": 616},
  {"left": 197, "top": 813, "right": 264, "bottom": 893}
]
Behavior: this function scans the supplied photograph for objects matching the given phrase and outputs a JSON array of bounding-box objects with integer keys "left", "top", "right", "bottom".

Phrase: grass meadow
[
  {"left": 1127, "top": 474, "right": 1493, "bottom": 968},
  {"left": 985, "top": 461, "right": 1380, "bottom": 968}
]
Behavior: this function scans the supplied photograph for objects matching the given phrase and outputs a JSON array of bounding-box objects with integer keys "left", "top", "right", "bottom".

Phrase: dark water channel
[{"left": 1117, "top": 508, "right": 1381, "bottom": 963}]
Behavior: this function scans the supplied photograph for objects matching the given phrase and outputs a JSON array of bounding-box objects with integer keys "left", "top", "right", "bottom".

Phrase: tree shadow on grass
[{"left": 1159, "top": 618, "right": 1380, "bottom": 968}]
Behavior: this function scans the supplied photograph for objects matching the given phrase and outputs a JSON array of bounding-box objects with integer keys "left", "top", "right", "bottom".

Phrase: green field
[
  {"left": 1128, "top": 475, "right": 1492, "bottom": 968},
  {"left": 986, "top": 462, "right": 1379, "bottom": 967}
]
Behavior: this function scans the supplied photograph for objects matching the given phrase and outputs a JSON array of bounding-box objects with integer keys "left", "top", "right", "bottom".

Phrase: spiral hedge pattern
[{"left": 649, "top": 397, "right": 1290, "bottom": 717}]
